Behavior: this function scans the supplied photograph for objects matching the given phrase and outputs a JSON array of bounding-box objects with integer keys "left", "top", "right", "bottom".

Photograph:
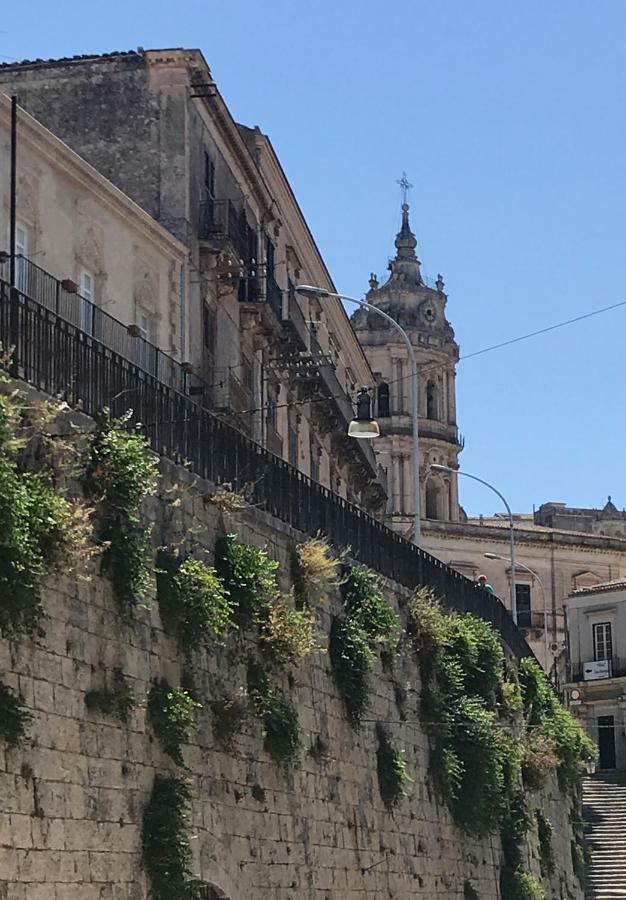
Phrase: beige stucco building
[
  {"left": 0, "top": 93, "right": 188, "bottom": 364},
  {"left": 563, "top": 581, "right": 626, "bottom": 771},
  {"left": 0, "top": 49, "right": 386, "bottom": 511}
]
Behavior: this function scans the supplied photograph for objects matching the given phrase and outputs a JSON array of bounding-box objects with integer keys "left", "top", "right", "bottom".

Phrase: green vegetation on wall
[
  {"left": 329, "top": 565, "right": 399, "bottom": 727},
  {"left": 246, "top": 659, "right": 301, "bottom": 769},
  {"left": 156, "top": 551, "right": 235, "bottom": 654},
  {"left": 0, "top": 681, "right": 30, "bottom": 746},
  {"left": 142, "top": 775, "right": 195, "bottom": 900},
  {"left": 214, "top": 534, "right": 278, "bottom": 625},
  {"left": 85, "top": 409, "right": 158, "bottom": 610},
  {"left": 536, "top": 810, "right": 555, "bottom": 876},
  {"left": 147, "top": 678, "right": 201, "bottom": 766},
  {"left": 0, "top": 393, "right": 89, "bottom": 637},
  {"left": 376, "top": 723, "right": 412, "bottom": 808},
  {"left": 85, "top": 669, "right": 134, "bottom": 723}
]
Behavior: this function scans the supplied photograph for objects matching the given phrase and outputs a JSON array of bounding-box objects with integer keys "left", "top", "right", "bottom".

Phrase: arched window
[
  {"left": 426, "top": 381, "right": 438, "bottom": 420},
  {"left": 377, "top": 382, "right": 390, "bottom": 418},
  {"left": 425, "top": 481, "right": 441, "bottom": 520}
]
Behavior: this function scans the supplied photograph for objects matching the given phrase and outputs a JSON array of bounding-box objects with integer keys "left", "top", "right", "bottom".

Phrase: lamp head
[
  {"left": 430, "top": 463, "right": 452, "bottom": 473},
  {"left": 348, "top": 387, "right": 380, "bottom": 440},
  {"left": 295, "top": 284, "right": 332, "bottom": 299},
  {"left": 483, "top": 553, "right": 500, "bottom": 560}
]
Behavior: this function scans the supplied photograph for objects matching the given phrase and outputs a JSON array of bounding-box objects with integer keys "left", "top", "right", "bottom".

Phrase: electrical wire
[{"left": 233, "top": 296, "right": 626, "bottom": 418}]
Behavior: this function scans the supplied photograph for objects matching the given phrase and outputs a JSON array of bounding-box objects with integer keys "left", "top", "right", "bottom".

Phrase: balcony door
[{"left": 598, "top": 715, "right": 616, "bottom": 770}]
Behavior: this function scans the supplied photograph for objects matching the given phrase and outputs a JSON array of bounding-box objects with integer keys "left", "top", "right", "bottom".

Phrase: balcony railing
[
  {"left": 198, "top": 198, "right": 250, "bottom": 264},
  {"left": 568, "top": 658, "right": 626, "bottom": 683},
  {"left": 0, "top": 276, "right": 534, "bottom": 662},
  {"left": 0, "top": 255, "right": 185, "bottom": 392}
]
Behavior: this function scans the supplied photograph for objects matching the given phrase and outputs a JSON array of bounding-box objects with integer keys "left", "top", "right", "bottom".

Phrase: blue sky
[{"left": 3, "top": 1, "right": 626, "bottom": 516}]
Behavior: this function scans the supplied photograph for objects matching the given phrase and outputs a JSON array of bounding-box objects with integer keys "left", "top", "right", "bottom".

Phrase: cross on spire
[{"left": 396, "top": 171, "right": 413, "bottom": 205}]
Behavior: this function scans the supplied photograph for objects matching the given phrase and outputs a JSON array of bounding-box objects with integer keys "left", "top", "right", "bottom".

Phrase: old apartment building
[{"left": 0, "top": 49, "right": 385, "bottom": 511}]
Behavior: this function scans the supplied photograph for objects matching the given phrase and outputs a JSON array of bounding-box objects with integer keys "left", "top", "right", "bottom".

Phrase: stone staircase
[{"left": 583, "top": 772, "right": 626, "bottom": 898}]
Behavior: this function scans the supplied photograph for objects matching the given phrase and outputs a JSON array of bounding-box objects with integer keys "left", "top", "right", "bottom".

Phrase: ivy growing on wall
[
  {"left": 0, "top": 681, "right": 30, "bottom": 746},
  {"left": 536, "top": 810, "right": 555, "bottom": 876},
  {"left": 156, "top": 550, "right": 235, "bottom": 654},
  {"left": 0, "top": 393, "right": 90, "bottom": 637},
  {"left": 147, "top": 678, "right": 201, "bottom": 766},
  {"left": 142, "top": 775, "right": 195, "bottom": 900},
  {"left": 375, "top": 723, "right": 412, "bottom": 808},
  {"left": 214, "top": 534, "right": 278, "bottom": 626},
  {"left": 246, "top": 659, "right": 301, "bottom": 769},
  {"left": 85, "top": 669, "right": 134, "bottom": 723},
  {"left": 329, "top": 565, "right": 399, "bottom": 727},
  {"left": 85, "top": 409, "right": 158, "bottom": 610}
]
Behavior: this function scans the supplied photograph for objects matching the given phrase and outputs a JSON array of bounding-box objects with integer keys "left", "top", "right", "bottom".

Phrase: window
[
  {"left": 266, "top": 397, "right": 277, "bottom": 429},
  {"left": 426, "top": 380, "right": 439, "bottom": 420},
  {"left": 15, "top": 223, "right": 29, "bottom": 293},
  {"left": 594, "top": 622, "right": 613, "bottom": 661},
  {"left": 204, "top": 151, "right": 215, "bottom": 197},
  {"left": 377, "top": 383, "right": 390, "bottom": 418},
  {"left": 425, "top": 481, "right": 440, "bottom": 520},
  {"left": 79, "top": 270, "right": 95, "bottom": 335},
  {"left": 515, "top": 584, "right": 532, "bottom": 629},
  {"left": 310, "top": 447, "right": 321, "bottom": 483},
  {"left": 241, "top": 354, "right": 254, "bottom": 394},
  {"left": 203, "top": 304, "right": 216, "bottom": 352},
  {"left": 288, "top": 425, "right": 298, "bottom": 468},
  {"left": 136, "top": 313, "right": 155, "bottom": 372}
]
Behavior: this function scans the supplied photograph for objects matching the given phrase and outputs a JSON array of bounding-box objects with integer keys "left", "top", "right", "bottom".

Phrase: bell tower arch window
[
  {"left": 425, "top": 479, "right": 442, "bottom": 520},
  {"left": 377, "top": 382, "right": 390, "bottom": 418},
  {"left": 426, "top": 380, "right": 439, "bottom": 420}
]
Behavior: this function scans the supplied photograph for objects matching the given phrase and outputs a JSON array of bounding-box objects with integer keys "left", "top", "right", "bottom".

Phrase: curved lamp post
[
  {"left": 431, "top": 464, "right": 517, "bottom": 624},
  {"left": 295, "top": 284, "right": 421, "bottom": 545},
  {"left": 484, "top": 552, "right": 549, "bottom": 670}
]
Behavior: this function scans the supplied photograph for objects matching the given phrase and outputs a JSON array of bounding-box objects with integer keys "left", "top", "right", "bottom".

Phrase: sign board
[{"left": 583, "top": 659, "right": 611, "bottom": 681}]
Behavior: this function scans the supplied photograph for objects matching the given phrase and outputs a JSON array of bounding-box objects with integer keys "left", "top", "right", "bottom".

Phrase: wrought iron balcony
[
  {"left": 198, "top": 197, "right": 250, "bottom": 265},
  {"left": 567, "top": 657, "right": 626, "bottom": 683}
]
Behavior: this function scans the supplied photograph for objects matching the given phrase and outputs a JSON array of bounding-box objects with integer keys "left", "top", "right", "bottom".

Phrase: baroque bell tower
[{"left": 351, "top": 199, "right": 463, "bottom": 539}]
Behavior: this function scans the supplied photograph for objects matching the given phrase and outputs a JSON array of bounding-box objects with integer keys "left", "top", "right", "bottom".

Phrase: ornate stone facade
[{"left": 351, "top": 203, "right": 462, "bottom": 538}]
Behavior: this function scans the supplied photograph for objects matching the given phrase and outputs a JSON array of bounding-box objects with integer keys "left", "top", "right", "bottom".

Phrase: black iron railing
[
  {"left": 0, "top": 278, "right": 533, "bottom": 661},
  {"left": 198, "top": 198, "right": 250, "bottom": 264},
  {"left": 0, "top": 255, "right": 186, "bottom": 393},
  {"left": 569, "top": 658, "right": 626, "bottom": 683}
]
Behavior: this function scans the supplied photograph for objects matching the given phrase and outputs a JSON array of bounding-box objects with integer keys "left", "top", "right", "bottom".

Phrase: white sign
[{"left": 583, "top": 660, "right": 611, "bottom": 681}]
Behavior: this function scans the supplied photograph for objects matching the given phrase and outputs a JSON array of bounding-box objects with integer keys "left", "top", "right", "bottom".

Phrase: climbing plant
[
  {"left": 0, "top": 393, "right": 91, "bottom": 637},
  {"left": 375, "top": 723, "right": 412, "bottom": 808},
  {"left": 519, "top": 658, "right": 596, "bottom": 792},
  {"left": 260, "top": 595, "right": 315, "bottom": 665},
  {"left": 0, "top": 681, "right": 30, "bottom": 746},
  {"left": 214, "top": 534, "right": 278, "bottom": 625},
  {"left": 536, "top": 810, "right": 555, "bottom": 876},
  {"left": 147, "top": 678, "right": 201, "bottom": 766},
  {"left": 329, "top": 565, "right": 399, "bottom": 727},
  {"left": 142, "top": 775, "right": 195, "bottom": 900},
  {"left": 156, "top": 551, "right": 235, "bottom": 654},
  {"left": 85, "top": 669, "right": 134, "bottom": 723},
  {"left": 85, "top": 409, "right": 158, "bottom": 610},
  {"left": 246, "top": 659, "right": 301, "bottom": 769}
]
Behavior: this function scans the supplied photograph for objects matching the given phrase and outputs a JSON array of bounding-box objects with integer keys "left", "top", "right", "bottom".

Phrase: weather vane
[{"left": 396, "top": 171, "right": 413, "bottom": 205}]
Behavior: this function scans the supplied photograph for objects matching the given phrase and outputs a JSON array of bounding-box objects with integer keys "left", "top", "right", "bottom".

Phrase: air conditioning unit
[{"left": 583, "top": 659, "right": 611, "bottom": 681}]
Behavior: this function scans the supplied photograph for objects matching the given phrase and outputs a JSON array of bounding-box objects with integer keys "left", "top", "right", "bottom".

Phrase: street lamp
[
  {"left": 430, "top": 464, "right": 517, "bottom": 624},
  {"left": 347, "top": 387, "right": 380, "bottom": 438},
  {"left": 295, "top": 284, "right": 421, "bottom": 545},
  {"left": 484, "top": 552, "right": 549, "bottom": 671}
]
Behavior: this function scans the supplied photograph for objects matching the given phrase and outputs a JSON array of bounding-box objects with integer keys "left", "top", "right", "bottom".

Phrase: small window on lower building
[
  {"left": 310, "top": 448, "right": 321, "bottom": 483},
  {"left": 79, "top": 270, "right": 95, "bottom": 335},
  {"left": 515, "top": 583, "right": 532, "bottom": 629}
]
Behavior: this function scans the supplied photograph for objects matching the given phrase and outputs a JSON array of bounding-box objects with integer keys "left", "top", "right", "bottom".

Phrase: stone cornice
[{"left": 424, "top": 520, "right": 626, "bottom": 554}]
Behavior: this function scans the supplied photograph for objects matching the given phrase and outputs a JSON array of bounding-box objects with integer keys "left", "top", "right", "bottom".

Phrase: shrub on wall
[
  {"left": 260, "top": 596, "right": 315, "bottom": 665},
  {"left": 147, "top": 679, "right": 201, "bottom": 766},
  {"left": 85, "top": 669, "right": 134, "bottom": 723},
  {"left": 376, "top": 723, "right": 412, "bottom": 808},
  {"left": 0, "top": 681, "right": 30, "bottom": 746},
  {"left": 0, "top": 394, "right": 91, "bottom": 637},
  {"left": 142, "top": 775, "right": 195, "bottom": 900},
  {"left": 85, "top": 409, "right": 158, "bottom": 610},
  {"left": 519, "top": 658, "right": 597, "bottom": 792},
  {"left": 291, "top": 537, "right": 339, "bottom": 603},
  {"left": 214, "top": 534, "right": 278, "bottom": 625},
  {"left": 246, "top": 659, "right": 301, "bottom": 769},
  {"left": 329, "top": 565, "right": 399, "bottom": 727},
  {"left": 156, "top": 551, "right": 235, "bottom": 653},
  {"left": 536, "top": 810, "right": 555, "bottom": 876}
]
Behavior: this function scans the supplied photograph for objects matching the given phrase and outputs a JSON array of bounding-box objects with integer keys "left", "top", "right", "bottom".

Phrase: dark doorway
[{"left": 598, "top": 715, "right": 616, "bottom": 770}]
